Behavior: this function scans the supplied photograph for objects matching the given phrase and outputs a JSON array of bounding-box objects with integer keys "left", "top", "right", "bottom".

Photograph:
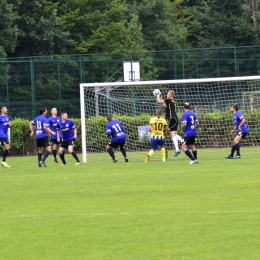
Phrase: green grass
[{"left": 1, "top": 148, "right": 260, "bottom": 260}]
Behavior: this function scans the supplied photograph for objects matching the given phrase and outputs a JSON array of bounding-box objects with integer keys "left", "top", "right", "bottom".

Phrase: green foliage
[
  {"left": 3, "top": 0, "right": 260, "bottom": 57},
  {"left": 12, "top": 0, "right": 73, "bottom": 56},
  {"left": 0, "top": 118, "right": 35, "bottom": 155},
  {"left": 3, "top": 110, "right": 260, "bottom": 155},
  {"left": 184, "top": 0, "right": 255, "bottom": 48},
  {"left": 126, "top": 0, "right": 189, "bottom": 51},
  {"left": 0, "top": 0, "right": 20, "bottom": 57}
]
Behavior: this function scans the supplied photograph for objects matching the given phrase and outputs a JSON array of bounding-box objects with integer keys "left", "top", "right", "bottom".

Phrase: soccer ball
[{"left": 153, "top": 89, "right": 161, "bottom": 96}]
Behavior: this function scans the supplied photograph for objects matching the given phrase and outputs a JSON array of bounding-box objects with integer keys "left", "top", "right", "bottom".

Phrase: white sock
[
  {"left": 172, "top": 136, "right": 179, "bottom": 151},
  {"left": 176, "top": 134, "right": 184, "bottom": 143}
]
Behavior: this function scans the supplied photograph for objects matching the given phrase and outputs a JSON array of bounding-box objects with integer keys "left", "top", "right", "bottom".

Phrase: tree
[
  {"left": 0, "top": 0, "right": 20, "bottom": 57},
  {"left": 54, "top": 0, "right": 146, "bottom": 54},
  {"left": 183, "top": 0, "right": 255, "bottom": 48},
  {"left": 242, "top": 0, "right": 260, "bottom": 43},
  {"left": 125, "top": 0, "right": 189, "bottom": 51},
  {"left": 11, "top": 0, "right": 73, "bottom": 57}
]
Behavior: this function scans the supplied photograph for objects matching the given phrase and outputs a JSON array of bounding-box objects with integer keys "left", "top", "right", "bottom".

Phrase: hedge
[{"left": 1, "top": 111, "right": 260, "bottom": 156}]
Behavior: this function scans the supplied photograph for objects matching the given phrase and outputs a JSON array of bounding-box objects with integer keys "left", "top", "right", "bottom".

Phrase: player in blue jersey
[
  {"left": 0, "top": 106, "right": 11, "bottom": 167},
  {"left": 30, "top": 107, "right": 55, "bottom": 167},
  {"left": 48, "top": 108, "right": 62, "bottom": 164},
  {"left": 57, "top": 112, "right": 80, "bottom": 165},
  {"left": 105, "top": 114, "right": 128, "bottom": 163},
  {"left": 225, "top": 104, "right": 249, "bottom": 159},
  {"left": 181, "top": 102, "right": 199, "bottom": 164}
]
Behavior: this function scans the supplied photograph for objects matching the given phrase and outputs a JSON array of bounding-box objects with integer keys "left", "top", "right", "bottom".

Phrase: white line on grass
[{"left": 1, "top": 211, "right": 260, "bottom": 218}]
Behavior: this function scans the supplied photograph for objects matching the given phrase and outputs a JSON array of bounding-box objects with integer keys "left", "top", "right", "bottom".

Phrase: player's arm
[
  {"left": 165, "top": 125, "right": 170, "bottom": 134},
  {"left": 163, "top": 120, "right": 169, "bottom": 134},
  {"left": 44, "top": 125, "right": 55, "bottom": 136},
  {"left": 57, "top": 128, "right": 60, "bottom": 142},
  {"left": 44, "top": 126, "right": 51, "bottom": 135},
  {"left": 230, "top": 125, "right": 237, "bottom": 135},
  {"left": 120, "top": 123, "right": 125, "bottom": 133},
  {"left": 30, "top": 121, "right": 35, "bottom": 136},
  {"left": 194, "top": 118, "right": 199, "bottom": 129},
  {"left": 73, "top": 127, "right": 77, "bottom": 139},
  {"left": 182, "top": 123, "right": 187, "bottom": 132},
  {"left": 181, "top": 115, "right": 187, "bottom": 133},
  {"left": 105, "top": 125, "right": 111, "bottom": 138},
  {"left": 156, "top": 95, "right": 166, "bottom": 107},
  {"left": 148, "top": 124, "right": 152, "bottom": 132},
  {"left": 238, "top": 117, "right": 246, "bottom": 130}
]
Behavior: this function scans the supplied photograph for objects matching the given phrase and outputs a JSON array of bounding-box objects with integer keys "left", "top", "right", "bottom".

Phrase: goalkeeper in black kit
[{"left": 154, "top": 89, "right": 183, "bottom": 157}]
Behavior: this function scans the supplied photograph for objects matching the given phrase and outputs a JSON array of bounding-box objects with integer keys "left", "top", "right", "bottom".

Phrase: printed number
[
  {"left": 154, "top": 122, "right": 163, "bottom": 131},
  {"left": 190, "top": 116, "right": 195, "bottom": 129},
  {"left": 36, "top": 120, "right": 42, "bottom": 130},
  {"left": 112, "top": 124, "right": 122, "bottom": 132}
]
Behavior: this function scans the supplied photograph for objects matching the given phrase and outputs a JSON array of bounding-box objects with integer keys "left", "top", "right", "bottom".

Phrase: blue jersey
[
  {"left": 48, "top": 116, "right": 62, "bottom": 139},
  {"left": 0, "top": 115, "right": 10, "bottom": 138},
  {"left": 106, "top": 120, "right": 126, "bottom": 142},
  {"left": 31, "top": 115, "right": 49, "bottom": 139},
  {"left": 182, "top": 111, "right": 199, "bottom": 137},
  {"left": 57, "top": 120, "right": 75, "bottom": 142},
  {"left": 233, "top": 111, "right": 248, "bottom": 133}
]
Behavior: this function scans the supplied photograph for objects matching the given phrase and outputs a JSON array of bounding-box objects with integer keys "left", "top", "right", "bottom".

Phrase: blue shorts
[{"left": 150, "top": 138, "right": 165, "bottom": 150}]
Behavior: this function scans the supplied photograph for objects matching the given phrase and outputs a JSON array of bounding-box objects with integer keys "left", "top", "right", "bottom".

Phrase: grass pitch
[{"left": 1, "top": 148, "right": 260, "bottom": 259}]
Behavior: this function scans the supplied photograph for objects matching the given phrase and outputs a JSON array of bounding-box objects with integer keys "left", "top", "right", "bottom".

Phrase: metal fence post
[
  {"left": 30, "top": 58, "right": 36, "bottom": 118},
  {"left": 5, "top": 62, "right": 9, "bottom": 108},
  {"left": 57, "top": 60, "right": 62, "bottom": 113},
  {"left": 181, "top": 50, "right": 185, "bottom": 79}
]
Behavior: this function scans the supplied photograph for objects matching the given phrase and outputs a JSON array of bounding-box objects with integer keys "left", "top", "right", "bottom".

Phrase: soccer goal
[{"left": 80, "top": 76, "right": 260, "bottom": 163}]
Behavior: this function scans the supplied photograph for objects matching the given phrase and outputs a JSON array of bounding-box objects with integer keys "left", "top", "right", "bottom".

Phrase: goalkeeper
[{"left": 155, "top": 89, "right": 183, "bottom": 157}]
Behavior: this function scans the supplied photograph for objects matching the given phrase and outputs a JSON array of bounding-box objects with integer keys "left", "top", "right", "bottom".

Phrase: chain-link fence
[{"left": 1, "top": 46, "right": 260, "bottom": 119}]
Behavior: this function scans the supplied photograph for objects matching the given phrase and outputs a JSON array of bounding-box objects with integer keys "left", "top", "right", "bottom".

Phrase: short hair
[
  {"left": 39, "top": 107, "right": 47, "bottom": 114},
  {"left": 232, "top": 104, "right": 239, "bottom": 111},
  {"left": 51, "top": 107, "right": 57, "bottom": 112},
  {"left": 183, "top": 102, "right": 190, "bottom": 109},
  {"left": 0, "top": 106, "right": 6, "bottom": 112},
  {"left": 107, "top": 114, "right": 113, "bottom": 121},
  {"left": 156, "top": 109, "right": 162, "bottom": 117},
  {"left": 61, "top": 112, "right": 67, "bottom": 116},
  {"left": 168, "top": 90, "right": 175, "bottom": 98}
]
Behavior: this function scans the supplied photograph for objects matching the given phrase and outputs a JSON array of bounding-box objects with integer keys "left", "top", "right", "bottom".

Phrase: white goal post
[{"left": 80, "top": 75, "right": 260, "bottom": 163}]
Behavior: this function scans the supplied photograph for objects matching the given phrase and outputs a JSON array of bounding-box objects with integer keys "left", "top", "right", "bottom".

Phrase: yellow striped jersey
[{"left": 149, "top": 116, "right": 168, "bottom": 139}]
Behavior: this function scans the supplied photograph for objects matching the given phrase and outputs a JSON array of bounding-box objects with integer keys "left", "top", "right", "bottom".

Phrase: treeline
[{"left": 1, "top": 0, "right": 260, "bottom": 58}]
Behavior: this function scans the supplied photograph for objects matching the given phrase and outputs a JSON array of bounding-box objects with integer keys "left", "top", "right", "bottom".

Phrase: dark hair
[
  {"left": 0, "top": 106, "right": 6, "bottom": 112},
  {"left": 183, "top": 102, "right": 190, "bottom": 109},
  {"left": 61, "top": 112, "right": 67, "bottom": 116},
  {"left": 39, "top": 107, "right": 47, "bottom": 114},
  {"left": 232, "top": 104, "right": 238, "bottom": 111},
  {"left": 107, "top": 114, "right": 113, "bottom": 121}
]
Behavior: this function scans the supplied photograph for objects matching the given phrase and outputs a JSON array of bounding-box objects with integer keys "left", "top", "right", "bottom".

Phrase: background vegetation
[
  {"left": 3, "top": 110, "right": 260, "bottom": 156},
  {"left": 2, "top": 0, "right": 260, "bottom": 58}
]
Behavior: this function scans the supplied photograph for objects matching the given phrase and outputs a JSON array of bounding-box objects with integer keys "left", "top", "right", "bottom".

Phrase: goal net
[{"left": 80, "top": 76, "right": 260, "bottom": 163}]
